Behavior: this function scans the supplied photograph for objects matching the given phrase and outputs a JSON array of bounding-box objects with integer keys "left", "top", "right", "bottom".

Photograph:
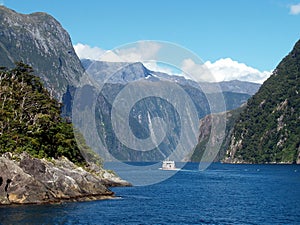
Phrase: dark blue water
[{"left": 1, "top": 163, "right": 300, "bottom": 225}]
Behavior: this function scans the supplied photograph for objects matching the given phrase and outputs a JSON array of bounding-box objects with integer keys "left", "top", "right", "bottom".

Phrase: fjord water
[{"left": 1, "top": 163, "right": 299, "bottom": 225}]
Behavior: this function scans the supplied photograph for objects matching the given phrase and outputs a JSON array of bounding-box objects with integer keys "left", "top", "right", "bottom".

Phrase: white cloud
[
  {"left": 74, "top": 42, "right": 161, "bottom": 62},
  {"left": 74, "top": 43, "right": 271, "bottom": 84},
  {"left": 289, "top": 3, "right": 300, "bottom": 15},
  {"left": 73, "top": 43, "right": 106, "bottom": 60},
  {"left": 181, "top": 58, "right": 213, "bottom": 82},
  {"left": 181, "top": 58, "right": 271, "bottom": 84},
  {"left": 101, "top": 42, "right": 161, "bottom": 62}
]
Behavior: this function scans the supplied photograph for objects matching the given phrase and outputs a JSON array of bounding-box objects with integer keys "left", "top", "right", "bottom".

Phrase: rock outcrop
[{"left": 0, "top": 152, "right": 131, "bottom": 205}]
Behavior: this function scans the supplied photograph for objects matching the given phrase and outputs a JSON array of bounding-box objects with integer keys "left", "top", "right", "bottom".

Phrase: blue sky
[{"left": 2, "top": 0, "right": 300, "bottom": 82}]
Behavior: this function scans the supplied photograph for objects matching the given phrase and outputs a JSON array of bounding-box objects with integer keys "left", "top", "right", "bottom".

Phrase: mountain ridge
[
  {"left": 224, "top": 39, "right": 300, "bottom": 164},
  {"left": 82, "top": 59, "right": 261, "bottom": 95},
  {"left": 75, "top": 59, "right": 259, "bottom": 161},
  {"left": 0, "top": 6, "right": 85, "bottom": 100}
]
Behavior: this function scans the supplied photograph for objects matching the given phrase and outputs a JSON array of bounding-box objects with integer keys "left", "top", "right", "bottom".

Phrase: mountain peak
[
  {"left": 0, "top": 6, "right": 58, "bottom": 24},
  {"left": 0, "top": 7, "right": 84, "bottom": 100},
  {"left": 82, "top": 60, "right": 155, "bottom": 84}
]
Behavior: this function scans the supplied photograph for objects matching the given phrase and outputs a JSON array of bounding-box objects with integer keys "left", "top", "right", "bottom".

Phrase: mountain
[
  {"left": 0, "top": 6, "right": 85, "bottom": 100},
  {"left": 75, "top": 59, "right": 259, "bottom": 161},
  {"left": 189, "top": 106, "right": 245, "bottom": 162},
  {"left": 82, "top": 59, "right": 260, "bottom": 95},
  {"left": 81, "top": 59, "right": 156, "bottom": 84},
  {"left": 212, "top": 80, "right": 260, "bottom": 96},
  {"left": 0, "top": 5, "right": 261, "bottom": 162},
  {"left": 81, "top": 59, "right": 258, "bottom": 110},
  {"left": 82, "top": 60, "right": 258, "bottom": 116},
  {"left": 224, "top": 40, "right": 300, "bottom": 164}
]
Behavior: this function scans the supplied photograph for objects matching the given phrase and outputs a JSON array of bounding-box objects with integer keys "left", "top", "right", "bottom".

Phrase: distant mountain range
[
  {"left": 0, "top": 6, "right": 264, "bottom": 162},
  {"left": 82, "top": 59, "right": 261, "bottom": 95},
  {"left": 77, "top": 59, "right": 260, "bottom": 161}
]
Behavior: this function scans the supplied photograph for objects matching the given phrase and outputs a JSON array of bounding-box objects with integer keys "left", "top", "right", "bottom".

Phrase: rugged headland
[
  {"left": 0, "top": 63, "right": 131, "bottom": 205},
  {"left": 0, "top": 152, "right": 130, "bottom": 205}
]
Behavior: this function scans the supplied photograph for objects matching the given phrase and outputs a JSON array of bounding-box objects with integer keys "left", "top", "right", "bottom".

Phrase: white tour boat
[{"left": 160, "top": 159, "right": 179, "bottom": 170}]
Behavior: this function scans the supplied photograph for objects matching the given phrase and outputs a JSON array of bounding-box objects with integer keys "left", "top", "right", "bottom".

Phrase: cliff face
[
  {"left": 0, "top": 6, "right": 84, "bottom": 100},
  {"left": 224, "top": 40, "right": 300, "bottom": 164},
  {"left": 190, "top": 107, "right": 244, "bottom": 162}
]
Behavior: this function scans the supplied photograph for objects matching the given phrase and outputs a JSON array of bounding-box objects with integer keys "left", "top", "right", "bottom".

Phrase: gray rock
[
  {"left": 0, "top": 152, "right": 130, "bottom": 205},
  {"left": 86, "top": 162, "right": 132, "bottom": 187},
  {"left": 0, "top": 156, "right": 49, "bottom": 204}
]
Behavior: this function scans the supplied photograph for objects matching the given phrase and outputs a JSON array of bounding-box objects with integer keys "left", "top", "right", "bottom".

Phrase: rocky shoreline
[{"left": 0, "top": 152, "right": 131, "bottom": 205}]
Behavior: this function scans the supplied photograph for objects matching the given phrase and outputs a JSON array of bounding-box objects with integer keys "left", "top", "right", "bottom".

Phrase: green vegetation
[
  {"left": 0, "top": 62, "right": 87, "bottom": 164},
  {"left": 227, "top": 40, "right": 300, "bottom": 163}
]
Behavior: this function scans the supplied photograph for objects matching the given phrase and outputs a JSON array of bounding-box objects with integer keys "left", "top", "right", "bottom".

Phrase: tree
[{"left": 0, "top": 62, "right": 91, "bottom": 164}]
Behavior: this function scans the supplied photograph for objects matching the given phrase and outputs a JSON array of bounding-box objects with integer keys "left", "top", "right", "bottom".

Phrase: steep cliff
[
  {"left": 190, "top": 107, "right": 244, "bottom": 162},
  {"left": 0, "top": 6, "right": 84, "bottom": 100},
  {"left": 224, "top": 40, "right": 300, "bottom": 164}
]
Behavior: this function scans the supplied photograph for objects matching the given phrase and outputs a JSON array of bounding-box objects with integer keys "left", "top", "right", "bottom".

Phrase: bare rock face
[
  {"left": 190, "top": 107, "right": 244, "bottom": 162},
  {"left": 0, "top": 153, "right": 130, "bottom": 205},
  {"left": 0, "top": 156, "right": 49, "bottom": 204},
  {"left": 86, "top": 163, "right": 132, "bottom": 187},
  {"left": 0, "top": 6, "right": 86, "bottom": 100}
]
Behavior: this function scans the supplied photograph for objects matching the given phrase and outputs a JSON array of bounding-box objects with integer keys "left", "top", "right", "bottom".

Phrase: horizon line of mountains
[{"left": 0, "top": 6, "right": 299, "bottom": 164}]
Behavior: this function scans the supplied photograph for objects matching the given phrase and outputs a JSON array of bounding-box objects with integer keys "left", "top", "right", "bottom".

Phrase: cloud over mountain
[
  {"left": 289, "top": 3, "right": 300, "bottom": 15},
  {"left": 74, "top": 42, "right": 160, "bottom": 62},
  {"left": 203, "top": 58, "right": 271, "bottom": 83},
  {"left": 74, "top": 43, "right": 106, "bottom": 60},
  {"left": 74, "top": 43, "right": 271, "bottom": 83}
]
